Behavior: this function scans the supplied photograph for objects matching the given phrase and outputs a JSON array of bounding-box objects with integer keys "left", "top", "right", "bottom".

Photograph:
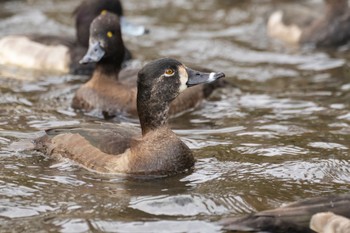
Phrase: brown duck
[
  {"left": 268, "top": 0, "right": 350, "bottom": 47},
  {"left": 72, "top": 11, "right": 226, "bottom": 119},
  {"left": 0, "top": 0, "right": 143, "bottom": 74},
  {"left": 35, "top": 58, "right": 225, "bottom": 176}
]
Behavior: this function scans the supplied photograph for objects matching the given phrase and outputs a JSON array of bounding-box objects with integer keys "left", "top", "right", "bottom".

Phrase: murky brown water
[{"left": 1, "top": 0, "right": 350, "bottom": 232}]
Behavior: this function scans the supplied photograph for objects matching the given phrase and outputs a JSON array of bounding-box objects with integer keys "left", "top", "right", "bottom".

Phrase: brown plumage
[
  {"left": 35, "top": 58, "right": 225, "bottom": 176},
  {"left": 72, "top": 66, "right": 139, "bottom": 117}
]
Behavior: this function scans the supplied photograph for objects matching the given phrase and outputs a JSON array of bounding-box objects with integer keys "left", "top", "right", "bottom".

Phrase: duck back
[{"left": 0, "top": 35, "right": 71, "bottom": 73}]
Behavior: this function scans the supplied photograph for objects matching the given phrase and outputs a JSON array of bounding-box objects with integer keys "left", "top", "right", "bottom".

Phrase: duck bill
[
  {"left": 79, "top": 41, "right": 105, "bottom": 64},
  {"left": 186, "top": 67, "right": 225, "bottom": 87},
  {"left": 120, "top": 16, "right": 149, "bottom": 36}
]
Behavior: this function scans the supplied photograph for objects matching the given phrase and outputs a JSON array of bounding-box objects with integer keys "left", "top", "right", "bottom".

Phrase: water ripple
[
  {"left": 308, "top": 142, "right": 348, "bottom": 150},
  {"left": 234, "top": 144, "right": 309, "bottom": 157},
  {"left": 129, "top": 194, "right": 227, "bottom": 216},
  {"left": 91, "top": 220, "right": 220, "bottom": 233}
]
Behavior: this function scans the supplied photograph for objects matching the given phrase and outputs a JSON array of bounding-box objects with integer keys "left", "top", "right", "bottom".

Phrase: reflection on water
[{"left": 0, "top": 0, "right": 350, "bottom": 232}]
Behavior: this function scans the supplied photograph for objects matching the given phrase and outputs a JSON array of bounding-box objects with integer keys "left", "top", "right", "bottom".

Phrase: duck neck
[
  {"left": 137, "top": 86, "right": 171, "bottom": 136},
  {"left": 93, "top": 59, "right": 121, "bottom": 80},
  {"left": 325, "top": 0, "right": 348, "bottom": 15}
]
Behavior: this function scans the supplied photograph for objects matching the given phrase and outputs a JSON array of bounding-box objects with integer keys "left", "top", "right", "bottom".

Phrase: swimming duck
[
  {"left": 220, "top": 193, "right": 350, "bottom": 233},
  {"left": 268, "top": 0, "right": 350, "bottom": 47},
  {"left": 72, "top": 12, "right": 226, "bottom": 118},
  {"left": 34, "top": 58, "right": 225, "bottom": 175},
  {"left": 0, "top": 0, "right": 145, "bottom": 74}
]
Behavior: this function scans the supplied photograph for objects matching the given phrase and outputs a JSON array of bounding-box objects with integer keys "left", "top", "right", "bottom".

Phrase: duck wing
[
  {"left": 28, "top": 34, "right": 76, "bottom": 48},
  {"left": 42, "top": 123, "right": 140, "bottom": 155},
  {"left": 33, "top": 123, "right": 141, "bottom": 174}
]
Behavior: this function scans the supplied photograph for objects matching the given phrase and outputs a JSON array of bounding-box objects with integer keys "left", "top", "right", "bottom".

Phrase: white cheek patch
[
  {"left": 178, "top": 66, "right": 188, "bottom": 92},
  {"left": 0, "top": 35, "right": 71, "bottom": 73}
]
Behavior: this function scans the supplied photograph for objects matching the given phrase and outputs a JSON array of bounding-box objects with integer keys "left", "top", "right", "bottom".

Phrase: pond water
[{"left": 1, "top": 0, "right": 350, "bottom": 232}]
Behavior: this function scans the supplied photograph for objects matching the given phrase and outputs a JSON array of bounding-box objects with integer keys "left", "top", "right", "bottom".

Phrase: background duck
[
  {"left": 0, "top": 0, "right": 146, "bottom": 75},
  {"left": 72, "top": 12, "right": 227, "bottom": 119},
  {"left": 220, "top": 193, "right": 350, "bottom": 233},
  {"left": 268, "top": 0, "right": 350, "bottom": 48},
  {"left": 34, "top": 58, "right": 225, "bottom": 176}
]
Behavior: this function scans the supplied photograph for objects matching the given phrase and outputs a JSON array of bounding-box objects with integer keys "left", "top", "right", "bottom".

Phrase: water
[{"left": 1, "top": 0, "right": 350, "bottom": 232}]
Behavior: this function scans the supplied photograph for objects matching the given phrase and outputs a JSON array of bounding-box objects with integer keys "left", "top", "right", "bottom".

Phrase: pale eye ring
[
  {"left": 164, "top": 69, "right": 175, "bottom": 77},
  {"left": 107, "top": 31, "right": 113, "bottom": 38}
]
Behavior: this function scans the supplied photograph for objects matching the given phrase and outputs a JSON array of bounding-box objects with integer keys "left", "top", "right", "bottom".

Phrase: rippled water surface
[{"left": 1, "top": 0, "right": 350, "bottom": 232}]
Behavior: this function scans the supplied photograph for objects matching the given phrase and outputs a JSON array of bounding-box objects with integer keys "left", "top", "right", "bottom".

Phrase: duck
[
  {"left": 267, "top": 0, "right": 350, "bottom": 48},
  {"left": 34, "top": 58, "right": 225, "bottom": 176},
  {"left": 220, "top": 193, "right": 350, "bottom": 233},
  {"left": 0, "top": 0, "right": 146, "bottom": 75},
  {"left": 72, "top": 12, "right": 227, "bottom": 119}
]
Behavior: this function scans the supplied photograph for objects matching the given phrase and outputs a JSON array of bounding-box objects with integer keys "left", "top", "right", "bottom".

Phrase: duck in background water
[
  {"left": 268, "top": 0, "right": 350, "bottom": 48},
  {"left": 0, "top": 0, "right": 147, "bottom": 75},
  {"left": 72, "top": 11, "right": 227, "bottom": 119},
  {"left": 34, "top": 58, "right": 225, "bottom": 176},
  {"left": 220, "top": 193, "right": 350, "bottom": 233}
]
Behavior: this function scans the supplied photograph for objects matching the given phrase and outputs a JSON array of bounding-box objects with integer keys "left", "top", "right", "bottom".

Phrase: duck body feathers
[
  {"left": 300, "top": 11, "right": 350, "bottom": 47},
  {"left": 36, "top": 124, "right": 194, "bottom": 176},
  {"left": 27, "top": 34, "right": 97, "bottom": 75},
  {"left": 72, "top": 72, "right": 138, "bottom": 117},
  {"left": 310, "top": 212, "right": 350, "bottom": 233},
  {"left": 220, "top": 194, "right": 350, "bottom": 233},
  {"left": 0, "top": 35, "right": 72, "bottom": 74}
]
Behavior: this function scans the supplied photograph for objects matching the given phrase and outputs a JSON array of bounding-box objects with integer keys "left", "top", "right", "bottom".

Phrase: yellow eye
[
  {"left": 107, "top": 31, "right": 113, "bottom": 38},
  {"left": 101, "top": 10, "right": 107, "bottom": 15},
  {"left": 164, "top": 69, "right": 175, "bottom": 76}
]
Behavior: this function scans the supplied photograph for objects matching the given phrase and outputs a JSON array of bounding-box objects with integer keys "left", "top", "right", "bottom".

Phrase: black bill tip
[{"left": 186, "top": 68, "right": 226, "bottom": 87}]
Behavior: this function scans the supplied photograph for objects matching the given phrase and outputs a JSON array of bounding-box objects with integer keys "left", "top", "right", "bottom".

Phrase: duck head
[
  {"left": 137, "top": 58, "right": 225, "bottom": 134},
  {"left": 75, "top": 0, "right": 148, "bottom": 48},
  {"left": 75, "top": 0, "right": 123, "bottom": 48},
  {"left": 79, "top": 11, "right": 125, "bottom": 70}
]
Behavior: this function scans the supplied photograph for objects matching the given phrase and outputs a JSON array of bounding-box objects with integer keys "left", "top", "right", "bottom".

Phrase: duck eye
[
  {"left": 164, "top": 69, "right": 175, "bottom": 76},
  {"left": 107, "top": 31, "right": 113, "bottom": 38}
]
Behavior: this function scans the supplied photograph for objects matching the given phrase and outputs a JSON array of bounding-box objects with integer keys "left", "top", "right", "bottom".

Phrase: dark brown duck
[
  {"left": 0, "top": 0, "right": 141, "bottom": 74},
  {"left": 35, "top": 58, "right": 225, "bottom": 176},
  {"left": 72, "top": 12, "right": 226, "bottom": 118},
  {"left": 268, "top": 0, "right": 350, "bottom": 47}
]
